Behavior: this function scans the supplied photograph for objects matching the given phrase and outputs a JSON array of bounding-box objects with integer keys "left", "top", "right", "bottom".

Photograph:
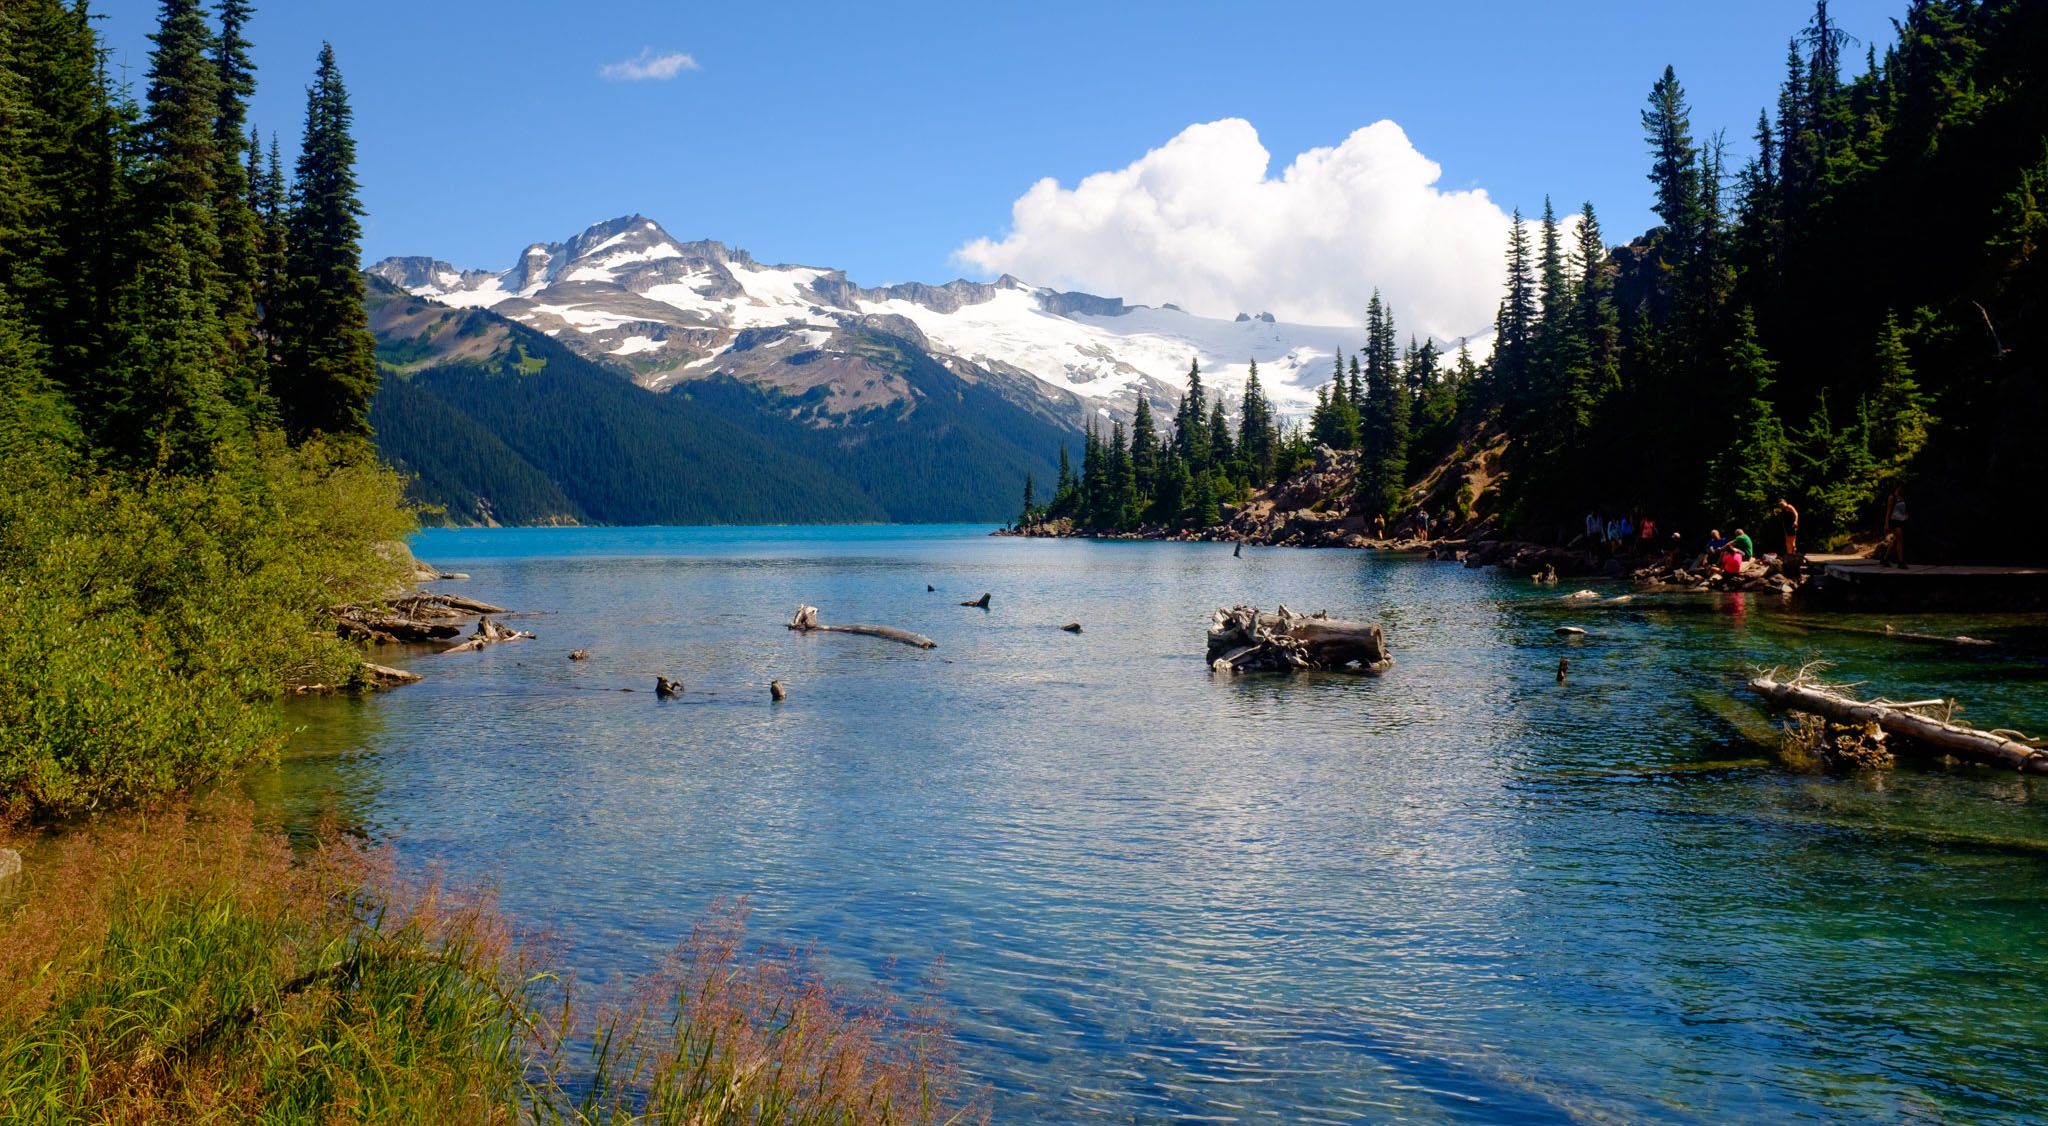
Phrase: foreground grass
[{"left": 0, "top": 799, "right": 983, "bottom": 1124}]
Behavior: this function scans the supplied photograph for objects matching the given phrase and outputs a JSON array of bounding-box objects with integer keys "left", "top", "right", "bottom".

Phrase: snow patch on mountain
[{"left": 369, "top": 214, "right": 1479, "bottom": 426}]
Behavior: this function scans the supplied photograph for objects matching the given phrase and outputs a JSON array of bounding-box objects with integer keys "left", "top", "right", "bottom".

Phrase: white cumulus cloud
[
  {"left": 599, "top": 49, "right": 699, "bottom": 81},
  {"left": 957, "top": 118, "right": 1517, "bottom": 342}
]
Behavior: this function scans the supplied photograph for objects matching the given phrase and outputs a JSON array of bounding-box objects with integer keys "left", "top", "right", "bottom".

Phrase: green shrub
[{"left": 0, "top": 435, "right": 413, "bottom": 820}]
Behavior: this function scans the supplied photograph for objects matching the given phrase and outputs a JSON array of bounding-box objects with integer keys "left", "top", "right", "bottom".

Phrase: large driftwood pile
[
  {"left": 1206, "top": 605, "right": 1393, "bottom": 674},
  {"left": 787, "top": 605, "right": 936, "bottom": 649},
  {"left": 335, "top": 593, "right": 508, "bottom": 644},
  {"left": 1751, "top": 674, "right": 2048, "bottom": 774}
]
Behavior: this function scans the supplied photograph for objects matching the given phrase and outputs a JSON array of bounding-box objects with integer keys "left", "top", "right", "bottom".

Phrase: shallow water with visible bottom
[{"left": 260, "top": 525, "right": 2048, "bottom": 1123}]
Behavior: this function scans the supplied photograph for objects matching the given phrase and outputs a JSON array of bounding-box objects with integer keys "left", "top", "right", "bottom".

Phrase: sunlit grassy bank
[{"left": 0, "top": 798, "right": 982, "bottom": 1123}]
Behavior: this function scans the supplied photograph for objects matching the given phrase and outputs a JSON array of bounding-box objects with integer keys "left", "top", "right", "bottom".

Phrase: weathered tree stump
[
  {"left": 656, "top": 676, "right": 683, "bottom": 699},
  {"left": 443, "top": 616, "right": 534, "bottom": 654},
  {"left": 962, "top": 592, "right": 991, "bottom": 609},
  {"left": 787, "top": 605, "right": 937, "bottom": 649},
  {"left": 770, "top": 679, "right": 787, "bottom": 701},
  {"left": 1205, "top": 605, "right": 1393, "bottom": 674}
]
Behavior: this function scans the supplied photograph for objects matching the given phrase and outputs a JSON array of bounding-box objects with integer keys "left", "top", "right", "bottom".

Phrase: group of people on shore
[
  {"left": 1372, "top": 508, "right": 1446, "bottom": 542},
  {"left": 1579, "top": 511, "right": 1663, "bottom": 557},
  {"left": 1693, "top": 499, "right": 1804, "bottom": 576}
]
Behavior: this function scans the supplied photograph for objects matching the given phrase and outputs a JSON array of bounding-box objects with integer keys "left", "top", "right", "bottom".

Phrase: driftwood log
[
  {"left": 443, "top": 615, "right": 534, "bottom": 654},
  {"left": 1750, "top": 675, "right": 2048, "bottom": 774},
  {"left": 1206, "top": 605, "right": 1393, "bottom": 674},
  {"left": 334, "top": 593, "right": 507, "bottom": 644},
  {"left": 787, "top": 605, "right": 936, "bottom": 649}
]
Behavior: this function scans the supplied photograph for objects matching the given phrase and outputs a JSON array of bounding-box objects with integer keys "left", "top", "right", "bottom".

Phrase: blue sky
[{"left": 96, "top": 0, "right": 1900, "bottom": 321}]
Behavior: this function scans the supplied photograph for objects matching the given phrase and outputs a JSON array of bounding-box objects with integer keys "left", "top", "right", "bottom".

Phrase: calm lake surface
[{"left": 263, "top": 525, "right": 2048, "bottom": 1123}]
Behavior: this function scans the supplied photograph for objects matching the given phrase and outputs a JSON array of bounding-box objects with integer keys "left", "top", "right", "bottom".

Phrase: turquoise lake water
[{"left": 263, "top": 525, "right": 2048, "bottom": 1123}]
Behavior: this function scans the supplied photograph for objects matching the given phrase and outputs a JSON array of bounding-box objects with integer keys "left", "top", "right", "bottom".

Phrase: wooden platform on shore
[
  {"left": 1805, "top": 554, "right": 2048, "bottom": 609},
  {"left": 1810, "top": 554, "right": 2048, "bottom": 578}
]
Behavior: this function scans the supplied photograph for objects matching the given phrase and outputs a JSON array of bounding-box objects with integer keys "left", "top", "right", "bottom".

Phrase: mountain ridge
[{"left": 367, "top": 214, "right": 1395, "bottom": 426}]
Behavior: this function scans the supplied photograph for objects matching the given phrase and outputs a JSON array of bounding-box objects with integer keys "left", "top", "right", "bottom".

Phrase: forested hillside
[
  {"left": 368, "top": 281, "right": 887, "bottom": 524},
  {"left": 369, "top": 287, "right": 1069, "bottom": 524},
  {"left": 0, "top": 0, "right": 410, "bottom": 816},
  {"left": 1029, "top": 0, "right": 2045, "bottom": 563}
]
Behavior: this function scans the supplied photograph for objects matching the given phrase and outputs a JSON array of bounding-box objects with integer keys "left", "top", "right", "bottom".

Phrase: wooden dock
[{"left": 1805, "top": 554, "right": 2048, "bottom": 609}]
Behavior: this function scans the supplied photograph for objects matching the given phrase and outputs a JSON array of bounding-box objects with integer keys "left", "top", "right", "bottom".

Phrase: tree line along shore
[{"left": 1015, "top": 0, "right": 2046, "bottom": 573}]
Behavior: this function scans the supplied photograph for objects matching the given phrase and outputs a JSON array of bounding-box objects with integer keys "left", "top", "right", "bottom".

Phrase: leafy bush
[{"left": 0, "top": 436, "right": 413, "bottom": 820}]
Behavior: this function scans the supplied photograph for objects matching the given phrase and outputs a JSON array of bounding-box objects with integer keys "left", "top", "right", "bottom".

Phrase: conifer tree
[
  {"left": 1494, "top": 211, "right": 1536, "bottom": 408},
  {"left": 1018, "top": 472, "right": 1035, "bottom": 525},
  {"left": 1867, "top": 310, "right": 1933, "bottom": 476},
  {"left": 0, "top": 0, "right": 122, "bottom": 409},
  {"left": 1129, "top": 396, "right": 1157, "bottom": 510},
  {"left": 212, "top": 0, "right": 265, "bottom": 406},
  {"left": 275, "top": 44, "right": 376, "bottom": 441},
  {"left": 1079, "top": 420, "right": 1102, "bottom": 526},
  {"left": 1237, "top": 360, "right": 1275, "bottom": 486},
  {"left": 1704, "top": 309, "right": 1789, "bottom": 523},
  {"left": 1107, "top": 420, "right": 1135, "bottom": 528},
  {"left": 1171, "top": 359, "right": 1209, "bottom": 470},
  {"left": 108, "top": 0, "right": 237, "bottom": 468},
  {"left": 1644, "top": 66, "right": 1702, "bottom": 259},
  {"left": 1358, "top": 299, "right": 1409, "bottom": 518},
  {"left": 1206, "top": 398, "right": 1233, "bottom": 474}
]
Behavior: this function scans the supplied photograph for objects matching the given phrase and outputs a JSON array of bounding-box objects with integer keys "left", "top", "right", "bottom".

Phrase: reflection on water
[{"left": 257, "top": 526, "right": 2048, "bottom": 1123}]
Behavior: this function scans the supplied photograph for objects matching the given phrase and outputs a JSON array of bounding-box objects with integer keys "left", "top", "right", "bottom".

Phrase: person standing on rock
[
  {"left": 1881, "top": 486, "right": 1909, "bottom": 567},
  {"left": 1776, "top": 499, "right": 1801, "bottom": 577}
]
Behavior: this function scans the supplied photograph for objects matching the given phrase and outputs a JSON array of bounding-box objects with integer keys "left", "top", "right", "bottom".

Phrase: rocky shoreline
[{"left": 999, "top": 444, "right": 1818, "bottom": 597}]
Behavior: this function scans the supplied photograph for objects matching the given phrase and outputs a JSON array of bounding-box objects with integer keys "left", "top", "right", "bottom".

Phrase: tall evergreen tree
[
  {"left": 1866, "top": 310, "right": 1933, "bottom": 477},
  {"left": 1495, "top": 210, "right": 1536, "bottom": 409},
  {"left": 1105, "top": 420, "right": 1133, "bottom": 527},
  {"left": 1237, "top": 360, "right": 1275, "bottom": 486},
  {"left": 1704, "top": 308, "right": 1789, "bottom": 523},
  {"left": 1129, "top": 395, "right": 1157, "bottom": 511},
  {"left": 109, "top": 0, "right": 237, "bottom": 468},
  {"left": 1643, "top": 66, "right": 1703, "bottom": 259},
  {"left": 1206, "top": 398, "right": 1233, "bottom": 473},
  {"left": 1171, "top": 359, "right": 1209, "bottom": 470},
  {"left": 0, "top": 0, "right": 122, "bottom": 410},
  {"left": 275, "top": 43, "right": 376, "bottom": 441},
  {"left": 211, "top": 0, "right": 264, "bottom": 405}
]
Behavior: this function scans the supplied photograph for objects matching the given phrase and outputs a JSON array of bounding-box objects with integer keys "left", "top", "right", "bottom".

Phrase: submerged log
[
  {"left": 1750, "top": 675, "right": 2048, "bottom": 774},
  {"left": 656, "top": 676, "right": 683, "bottom": 699},
  {"left": 787, "top": 605, "right": 937, "bottom": 649},
  {"left": 1061, "top": 622, "right": 1083, "bottom": 633},
  {"left": 1205, "top": 605, "right": 1393, "bottom": 674},
  {"left": 443, "top": 615, "right": 534, "bottom": 654},
  {"left": 962, "top": 592, "right": 992, "bottom": 609}
]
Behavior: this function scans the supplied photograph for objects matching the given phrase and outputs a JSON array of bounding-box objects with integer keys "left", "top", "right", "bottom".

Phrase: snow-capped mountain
[{"left": 369, "top": 215, "right": 1376, "bottom": 424}]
